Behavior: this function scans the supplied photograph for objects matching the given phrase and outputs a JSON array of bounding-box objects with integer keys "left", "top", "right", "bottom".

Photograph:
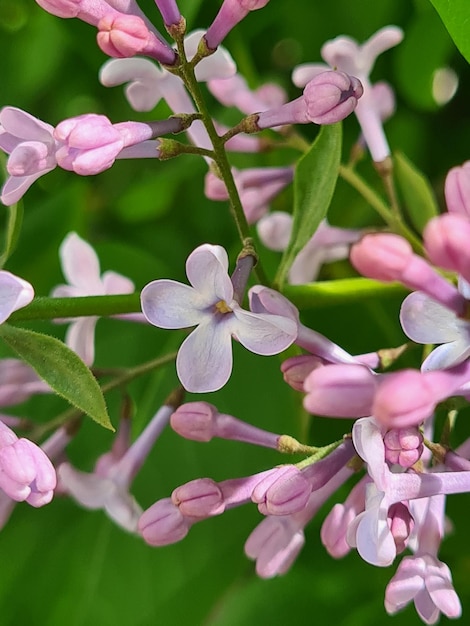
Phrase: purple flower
[
  {"left": 58, "top": 403, "right": 173, "bottom": 532},
  {"left": 292, "top": 26, "right": 403, "bottom": 162},
  {"left": 51, "top": 232, "right": 137, "bottom": 365},
  {"left": 0, "top": 420, "right": 56, "bottom": 507},
  {"left": 141, "top": 244, "right": 297, "bottom": 393},
  {"left": 0, "top": 270, "right": 34, "bottom": 323},
  {"left": 0, "top": 107, "right": 57, "bottom": 206}
]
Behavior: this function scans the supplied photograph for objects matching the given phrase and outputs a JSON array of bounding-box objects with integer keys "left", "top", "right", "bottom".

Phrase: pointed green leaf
[
  {"left": 429, "top": 0, "right": 470, "bottom": 64},
  {"left": 0, "top": 325, "right": 113, "bottom": 431},
  {"left": 394, "top": 150, "right": 440, "bottom": 233},
  {"left": 275, "top": 123, "right": 342, "bottom": 287}
]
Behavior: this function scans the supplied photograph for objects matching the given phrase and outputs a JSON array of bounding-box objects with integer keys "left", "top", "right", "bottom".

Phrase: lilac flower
[
  {"left": 293, "top": 26, "right": 403, "bottom": 161},
  {"left": 141, "top": 244, "right": 297, "bottom": 393},
  {"left": 257, "top": 212, "right": 363, "bottom": 283},
  {"left": 51, "top": 232, "right": 137, "bottom": 365},
  {"left": 0, "top": 107, "right": 57, "bottom": 206},
  {"left": 246, "top": 465, "right": 354, "bottom": 577},
  {"left": 256, "top": 71, "right": 363, "bottom": 129},
  {"left": 385, "top": 496, "right": 461, "bottom": 624},
  {"left": 0, "top": 270, "right": 34, "bottom": 323},
  {"left": 445, "top": 160, "right": 470, "bottom": 216},
  {"left": 205, "top": 167, "right": 294, "bottom": 224},
  {"left": 0, "top": 420, "right": 56, "bottom": 507},
  {"left": 0, "top": 359, "right": 50, "bottom": 406},
  {"left": 58, "top": 403, "right": 173, "bottom": 532},
  {"left": 208, "top": 73, "right": 287, "bottom": 116}
]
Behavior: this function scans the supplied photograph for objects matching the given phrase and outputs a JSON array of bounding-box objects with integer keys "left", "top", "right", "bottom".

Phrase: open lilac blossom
[
  {"left": 205, "top": 167, "right": 293, "bottom": 224},
  {"left": 257, "top": 212, "right": 363, "bottom": 283},
  {"left": 385, "top": 495, "right": 462, "bottom": 624},
  {"left": 51, "top": 232, "right": 138, "bottom": 365},
  {"left": 292, "top": 26, "right": 403, "bottom": 161},
  {"left": 0, "top": 420, "right": 56, "bottom": 507},
  {"left": 0, "top": 359, "right": 50, "bottom": 406},
  {"left": 0, "top": 106, "right": 57, "bottom": 206},
  {"left": 141, "top": 244, "right": 297, "bottom": 393},
  {"left": 0, "top": 270, "right": 34, "bottom": 323},
  {"left": 349, "top": 418, "right": 470, "bottom": 567},
  {"left": 208, "top": 73, "right": 287, "bottom": 116},
  {"left": 58, "top": 403, "right": 173, "bottom": 532},
  {"left": 99, "top": 32, "right": 236, "bottom": 112}
]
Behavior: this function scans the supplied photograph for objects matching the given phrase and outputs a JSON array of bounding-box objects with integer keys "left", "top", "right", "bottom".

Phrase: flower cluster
[{"left": 1, "top": 0, "right": 469, "bottom": 624}]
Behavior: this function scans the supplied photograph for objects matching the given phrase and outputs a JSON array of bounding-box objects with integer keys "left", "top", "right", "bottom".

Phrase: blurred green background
[{"left": 1, "top": 0, "right": 470, "bottom": 624}]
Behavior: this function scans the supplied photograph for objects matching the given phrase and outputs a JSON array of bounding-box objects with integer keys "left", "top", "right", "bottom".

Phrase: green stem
[
  {"left": 32, "top": 351, "right": 178, "bottom": 438},
  {"left": 282, "top": 277, "right": 407, "bottom": 309},
  {"left": 296, "top": 438, "right": 344, "bottom": 470},
  {"left": 173, "top": 34, "right": 269, "bottom": 285},
  {"left": 339, "top": 164, "right": 424, "bottom": 255},
  {"left": 9, "top": 293, "right": 142, "bottom": 322}
]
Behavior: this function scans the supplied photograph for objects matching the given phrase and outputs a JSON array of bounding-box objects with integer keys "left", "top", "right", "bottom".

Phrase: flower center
[{"left": 214, "top": 300, "right": 233, "bottom": 314}]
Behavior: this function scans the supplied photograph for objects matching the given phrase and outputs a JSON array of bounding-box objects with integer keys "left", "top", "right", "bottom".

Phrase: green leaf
[
  {"left": 0, "top": 325, "right": 113, "bottom": 431},
  {"left": 429, "top": 0, "right": 470, "bottom": 64},
  {"left": 275, "top": 123, "right": 342, "bottom": 287},
  {"left": 394, "top": 150, "right": 440, "bottom": 233}
]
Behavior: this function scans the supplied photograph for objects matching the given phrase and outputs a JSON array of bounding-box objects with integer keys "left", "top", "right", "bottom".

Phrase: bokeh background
[{"left": 1, "top": 0, "right": 470, "bottom": 624}]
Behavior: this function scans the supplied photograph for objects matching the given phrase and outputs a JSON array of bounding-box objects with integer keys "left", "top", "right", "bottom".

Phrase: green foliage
[
  {"left": 0, "top": 325, "right": 112, "bottom": 430},
  {"left": 394, "top": 151, "right": 440, "bottom": 233},
  {"left": 429, "top": 0, "right": 470, "bottom": 64},
  {"left": 276, "top": 124, "right": 342, "bottom": 286}
]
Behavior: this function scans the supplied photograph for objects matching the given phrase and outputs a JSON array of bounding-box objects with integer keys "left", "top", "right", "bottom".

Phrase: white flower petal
[
  {"left": 421, "top": 340, "right": 470, "bottom": 372},
  {"left": 141, "top": 279, "right": 207, "bottom": 329},
  {"left": 59, "top": 232, "right": 103, "bottom": 293},
  {"left": 400, "top": 292, "right": 466, "bottom": 344},
  {"left": 99, "top": 58, "right": 165, "bottom": 112},
  {"left": 65, "top": 317, "right": 98, "bottom": 366},
  {"left": 230, "top": 307, "right": 297, "bottom": 355},
  {"left": 58, "top": 463, "right": 114, "bottom": 509},
  {"left": 185, "top": 244, "right": 233, "bottom": 301},
  {"left": 102, "top": 270, "right": 134, "bottom": 295},
  {"left": 184, "top": 31, "right": 237, "bottom": 81},
  {"left": 176, "top": 320, "right": 233, "bottom": 393},
  {"left": 0, "top": 271, "right": 34, "bottom": 323},
  {"left": 104, "top": 489, "right": 143, "bottom": 533}
]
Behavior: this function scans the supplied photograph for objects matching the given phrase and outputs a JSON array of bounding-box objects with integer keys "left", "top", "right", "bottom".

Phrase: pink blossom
[
  {"left": 51, "top": 232, "right": 137, "bottom": 365},
  {"left": 0, "top": 359, "right": 50, "bottom": 406},
  {"left": 293, "top": 27, "right": 403, "bottom": 161},
  {"left": 0, "top": 270, "right": 34, "bottom": 323},
  {"left": 208, "top": 73, "right": 286, "bottom": 115},
  {"left": 141, "top": 244, "right": 297, "bottom": 393},
  {"left": 0, "top": 420, "right": 56, "bottom": 507},
  {"left": 58, "top": 403, "right": 172, "bottom": 532},
  {"left": 0, "top": 107, "right": 58, "bottom": 206}
]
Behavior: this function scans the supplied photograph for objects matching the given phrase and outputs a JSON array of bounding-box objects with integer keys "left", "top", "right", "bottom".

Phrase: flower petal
[
  {"left": 0, "top": 271, "right": 34, "bottom": 323},
  {"left": 59, "top": 232, "right": 103, "bottom": 292},
  {"left": 65, "top": 317, "right": 98, "bottom": 366},
  {"left": 176, "top": 320, "right": 233, "bottom": 393},
  {"left": 58, "top": 463, "right": 113, "bottom": 508},
  {"left": 185, "top": 244, "right": 233, "bottom": 301},
  {"left": 229, "top": 307, "right": 297, "bottom": 355},
  {"left": 400, "top": 292, "right": 466, "bottom": 344},
  {"left": 141, "top": 279, "right": 207, "bottom": 329}
]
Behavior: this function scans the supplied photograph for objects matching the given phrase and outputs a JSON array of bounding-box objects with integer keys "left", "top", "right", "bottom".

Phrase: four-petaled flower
[{"left": 141, "top": 244, "right": 297, "bottom": 392}]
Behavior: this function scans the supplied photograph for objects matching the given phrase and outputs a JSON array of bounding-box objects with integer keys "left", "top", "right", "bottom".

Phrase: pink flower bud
[
  {"left": 303, "top": 71, "right": 363, "bottom": 124},
  {"left": 281, "top": 355, "right": 323, "bottom": 391},
  {"left": 97, "top": 14, "right": 176, "bottom": 64},
  {"left": 303, "top": 364, "right": 376, "bottom": 417},
  {"left": 251, "top": 465, "right": 311, "bottom": 516},
  {"left": 424, "top": 214, "right": 470, "bottom": 285},
  {"left": 445, "top": 161, "right": 470, "bottom": 216},
  {"left": 0, "top": 422, "right": 56, "bottom": 506},
  {"left": 384, "top": 427, "right": 423, "bottom": 468},
  {"left": 387, "top": 502, "right": 414, "bottom": 554},
  {"left": 138, "top": 498, "right": 192, "bottom": 546},
  {"left": 170, "top": 401, "right": 218, "bottom": 442},
  {"left": 351, "top": 233, "right": 465, "bottom": 316},
  {"left": 171, "top": 478, "right": 225, "bottom": 517}
]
